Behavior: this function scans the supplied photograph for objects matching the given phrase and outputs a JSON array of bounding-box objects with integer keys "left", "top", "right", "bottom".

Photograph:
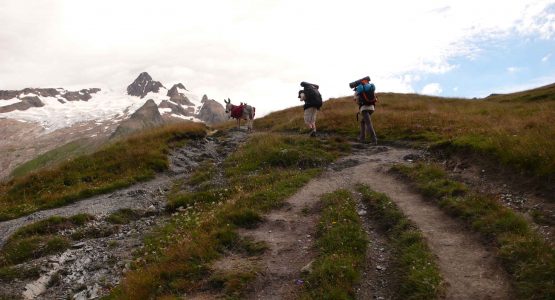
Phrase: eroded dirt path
[
  {"left": 243, "top": 144, "right": 511, "bottom": 300},
  {"left": 0, "top": 130, "right": 247, "bottom": 299}
]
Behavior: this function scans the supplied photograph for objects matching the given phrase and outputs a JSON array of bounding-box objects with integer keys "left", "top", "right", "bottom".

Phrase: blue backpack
[{"left": 357, "top": 83, "right": 376, "bottom": 106}]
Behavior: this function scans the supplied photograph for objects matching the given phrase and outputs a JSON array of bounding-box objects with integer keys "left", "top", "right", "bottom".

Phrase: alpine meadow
[{"left": 1, "top": 81, "right": 553, "bottom": 299}]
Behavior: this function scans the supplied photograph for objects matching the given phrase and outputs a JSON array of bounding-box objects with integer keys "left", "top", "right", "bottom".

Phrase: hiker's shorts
[{"left": 304, "top": 107, "right": 318, "bottom": 124}]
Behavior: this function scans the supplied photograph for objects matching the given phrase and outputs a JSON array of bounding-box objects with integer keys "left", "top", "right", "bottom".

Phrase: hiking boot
[{"left": 310, "top": 130, "right": 317, "bottom": 137}]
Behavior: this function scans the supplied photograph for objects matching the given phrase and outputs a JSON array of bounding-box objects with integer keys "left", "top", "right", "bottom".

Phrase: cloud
[
  {"left": 421, "top": 83, "right": 443, "bottom": 95},
  {"left": 543, "top": 53, "right": 552, "bottom": 62},
  {"left": 507, "top": 66, "right": 522, "bottom": 73},
  {"left": 0, "top": 0, "right": 554, "bottom": 116}
]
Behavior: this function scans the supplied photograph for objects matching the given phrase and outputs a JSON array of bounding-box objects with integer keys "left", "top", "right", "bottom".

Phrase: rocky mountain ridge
[{"left": 0, "top": 72, "right": 227, "bottom": 180}]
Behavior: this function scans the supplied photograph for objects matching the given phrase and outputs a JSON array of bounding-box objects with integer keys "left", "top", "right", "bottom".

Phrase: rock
[
  {"left": 126, "top": 72, "right": 164, "bottom": 98},
  {"left": 62, "top": 88, "right": 100, "bottom": 102},
  {"left": 403, "top": 154, "right": 420, "bottom": 161},
  {"left": 72, "top": 242, "right": 86, "bottom": 249},
  {"left": 167, "top": 83, "right": 194, "bottom": 106},
  {"left": 301, "top": 260, "right": 314, "bottom": 274},
  {"left": 73, "top": 289, "right": 88, "bottom": 300},
  {"left": 111, "top": 99, "right": 164, "bottom": 138},
  {"left": 196, "top": 97, "right": 227, "bottom": 125},
  {"left": 158, "top": 100, "right": 191, "bottom": 116},
  {"left": 376, "top": 265, "right": 386, "bottom": 271},
  {"left": 357, "top": 209, "right": 367, "bottom": 216},
  {"left": 0, "top": 96, "right": 44, "bottom": 113},
  {"left": 89, "top": 284, "right": 100, "bottom": 299}
]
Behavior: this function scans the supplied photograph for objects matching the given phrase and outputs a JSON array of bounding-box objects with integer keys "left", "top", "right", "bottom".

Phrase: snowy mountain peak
[
  {"left": 0, "top": 72, "right": 228, "bottom": 179},
  {"left": 0, "top": 72, "right": 227, "bottom": 135},
  {"left": 167, "top": 84, "right": 193, "bottom": 106},
  {"left": 127, "top": 72, "right": 164, "bottom": 98},
  {"left": 167, "top": 83, "right": 187, "bottom": 96}
]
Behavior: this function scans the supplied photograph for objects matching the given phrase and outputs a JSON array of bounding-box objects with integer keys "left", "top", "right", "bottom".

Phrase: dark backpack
[
  {"left": 304, "top": 86, "right": 323, "bottom": 109},
  {"left": 357, "top": 83, "right": 376, "bottom": 106}
]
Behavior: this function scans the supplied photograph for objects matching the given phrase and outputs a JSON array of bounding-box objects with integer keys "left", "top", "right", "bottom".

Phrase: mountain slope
[
  {"left": 486, "top": 82, "right": 555, "bottom": 102},
  {"left": 0, "top": 72, "right": 227, "bottom": 180}
]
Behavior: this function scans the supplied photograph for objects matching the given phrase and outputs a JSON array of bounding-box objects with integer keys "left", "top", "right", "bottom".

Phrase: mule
[{"left": 224, "top": 98, "right": 255, "bottom": 132}]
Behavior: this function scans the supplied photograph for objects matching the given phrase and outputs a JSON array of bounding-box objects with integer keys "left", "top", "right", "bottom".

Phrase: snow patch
[
  {"left": 171, "top": 114, "right": 202, "bottom": 122},
  {"left": 0, "top": 86, "right": 206, "bottom": 134},
  {"left": 0, "top": 98, "right": 22, "bottom": 107}
]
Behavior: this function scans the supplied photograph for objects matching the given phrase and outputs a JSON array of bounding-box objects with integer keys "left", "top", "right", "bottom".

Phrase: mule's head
[{"left": 224, "top": 98, "right": 233, "bottom": 114}]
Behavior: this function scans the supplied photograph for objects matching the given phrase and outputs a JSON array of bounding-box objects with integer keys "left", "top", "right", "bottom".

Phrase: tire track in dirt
[{"left": 241, "top": 145, "right": 511, "bottom": 300}]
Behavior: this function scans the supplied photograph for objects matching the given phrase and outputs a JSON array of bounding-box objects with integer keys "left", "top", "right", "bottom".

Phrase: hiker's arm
[{"left": 300, "top": 92, "right": 306, "bottom": 102}]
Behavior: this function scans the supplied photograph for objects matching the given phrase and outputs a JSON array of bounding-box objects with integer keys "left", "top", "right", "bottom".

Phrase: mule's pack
[{"left": 230, "top": 104, "right": 244, "bottom": 119}]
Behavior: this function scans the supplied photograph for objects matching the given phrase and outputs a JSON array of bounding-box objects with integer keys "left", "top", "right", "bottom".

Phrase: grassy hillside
[
  {"left": 256, "top": 86, "right": 555, "bottom": 189},
  {"left": 0, "top": 123, "right": 207, "bottom": 221},
  {"left": 10, "top": 138, "right": 100, "bottom": 178}
]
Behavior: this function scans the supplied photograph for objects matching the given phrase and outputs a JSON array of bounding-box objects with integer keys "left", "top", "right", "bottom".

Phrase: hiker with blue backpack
[
  {"left": 299, "top": 81, "right": 323, "bottom": 137},
  {"left": 350, "top": 76, "right": 378, "bottom": 144}
]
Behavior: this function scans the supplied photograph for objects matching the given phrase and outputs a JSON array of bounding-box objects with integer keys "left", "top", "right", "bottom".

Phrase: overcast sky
[{"left": 1, "top": 0, "right": 554, "bottom": 115}]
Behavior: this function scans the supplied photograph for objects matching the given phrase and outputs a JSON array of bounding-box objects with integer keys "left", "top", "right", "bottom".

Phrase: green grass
[
  {"left": 10, "top": 138, "right": 96, "bottom": 179},
  {"left": 105, "top": 133, "right": 346, "bottom": 299},
  {"left": 106, "top": 209, "right": 142, "bottom": 225},
  {"left": 0, "top": 123, "right": 207, "bottom": 221},
  {"left": 0, "top": 214, "right": 94, "bottom": 267},
  {"left": 301, "top": 190, "right": 368, "bottom": 300},
  {"left": 394, "top": 163, "right": 555, "bottom": 299},
  {"left": 255, "top": 85, "right": 555, "bottom": 189},
  {"left": 357, "top": 185, "right": 444, "bottom": 299},
  {"left": 0, "top": 265, "right": 41, "bottom": 282}
]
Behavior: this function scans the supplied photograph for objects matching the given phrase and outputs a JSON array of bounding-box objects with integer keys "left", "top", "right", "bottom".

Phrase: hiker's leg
[
  {"left": 303, "top": 109, "right": 311, "bottom": 130},
  {"left": 364, "top": 110, "right": 377, "bottom": 143},
  {"left": 313, "top": 110, "right": 317, "bottom": 132},
  {"left": 359, "top": 120, "right": 366, "bottom": 141}
]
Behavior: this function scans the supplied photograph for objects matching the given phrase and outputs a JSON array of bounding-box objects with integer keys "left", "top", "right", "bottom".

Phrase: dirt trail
[
  {"left": 243, "top": 145, "right": 511, "bottom": 300},
  {"left": 0, "top": 132, "right": 241, "bottom": 247},
  {"left": 353, "top": 193, "right": 394, "bottom": 300},
  {"left": 0, "top": 130, "right": 247, "bottom": 299}
]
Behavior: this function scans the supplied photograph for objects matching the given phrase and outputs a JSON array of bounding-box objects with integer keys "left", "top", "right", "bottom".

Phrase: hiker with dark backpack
[
  {"left": 299, "top": 81, "right": 323, "bottom": 137},
  {"left": 350, "top": 76, "right": 378, "bottom": 144}
]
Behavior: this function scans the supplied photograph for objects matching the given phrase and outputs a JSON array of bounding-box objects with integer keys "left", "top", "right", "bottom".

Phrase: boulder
[{"left": 111, "top": 99, "right": 164, "bottom": 138}]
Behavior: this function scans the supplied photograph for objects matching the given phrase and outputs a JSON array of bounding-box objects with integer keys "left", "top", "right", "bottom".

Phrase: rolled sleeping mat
[
  {"left": 349, "top": 76, "right": 371, "bottom": 89},
  {"left": 300, "top": 81, "right": 319, "bottom": 89}
]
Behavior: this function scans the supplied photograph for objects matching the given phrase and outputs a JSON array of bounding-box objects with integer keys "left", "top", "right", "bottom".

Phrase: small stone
[
  {"left": 376, "top": 265, "right": 385, "bottom": 271},
  {"left": 72, "top": 242, "right": 85, "bottom": 249},
  {"left": 301, "top": 260, "right": 314, "bottom": 275},
  {"left": 73, "top": 289, "right": 87, "bottom": 300},
  {"left": 357, "top": 209, "right": 367, "bottom": 216}
]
